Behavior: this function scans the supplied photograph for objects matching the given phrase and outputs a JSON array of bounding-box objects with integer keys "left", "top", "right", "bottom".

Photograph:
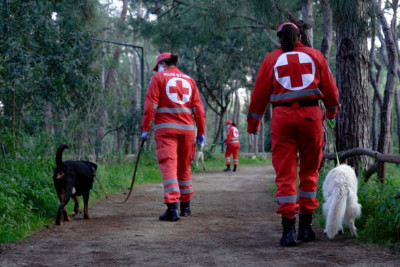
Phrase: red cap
[
  {"left": 225, "top": 120, "right": 233, "bottom": 125},
  {"left": 153, "top": 52, "right": 172, "bottom": 71},
  {"left": 277, "top": 22, "right": 299, "bottom": 33}
]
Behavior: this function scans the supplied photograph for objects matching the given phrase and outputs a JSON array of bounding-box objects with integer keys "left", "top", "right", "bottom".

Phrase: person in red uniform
[
  {"left": 223, "top": 120, "right": 240, "bottom": 172},
  {"left": 247, "top": 22, "right": 340, "bottom": 246},
  {"left": 141, "top": 52, "right": 206, "bottom": 221}
]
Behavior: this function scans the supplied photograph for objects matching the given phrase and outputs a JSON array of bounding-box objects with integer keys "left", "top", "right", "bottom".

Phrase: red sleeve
[
  {"left": 317, "top": 53, "right": 341, "bottom": 119},
  {"left": 247, "top": 55, "right": 274, "bottom": 134},
  {"left": 191, "top": 83, "right": 206, "bottom": 135},
  {"left": 141, "top": 75, "right": 160, "bottom": 131},
  {"left": 226, "top": 127, "right": 232, "bottom": 144}
]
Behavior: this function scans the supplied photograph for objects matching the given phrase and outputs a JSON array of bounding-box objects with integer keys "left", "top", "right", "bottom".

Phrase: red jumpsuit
[
  {"left": 142, "top": 66, "right": 206, "bottom": 204},
  {"left": 225, "top": 125, "right": 240, "bottom": 167},
  {"left": 247, "top": 41, "right": 340, "bottom": 218}
]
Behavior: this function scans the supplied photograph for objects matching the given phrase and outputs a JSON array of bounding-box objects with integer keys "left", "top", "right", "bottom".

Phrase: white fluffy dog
[
  {"left": 195, "top": 143, "right": 206, "bottom": 171},
  {"left": 322, "top": 164, "right": 362, "bottom": 239}
]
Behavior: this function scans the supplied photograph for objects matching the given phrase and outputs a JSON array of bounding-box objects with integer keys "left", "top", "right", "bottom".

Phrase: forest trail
[{"left": 0, "top": 164, "right": 399, "bottom": 266}]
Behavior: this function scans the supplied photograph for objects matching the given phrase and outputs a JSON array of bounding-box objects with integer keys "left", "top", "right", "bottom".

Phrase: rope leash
[
  {"left": 327, "top": 119, "right": 340, "bottom": 166},
  {"left": 95, "top": 138, "right": 146, "bottom": 204}
]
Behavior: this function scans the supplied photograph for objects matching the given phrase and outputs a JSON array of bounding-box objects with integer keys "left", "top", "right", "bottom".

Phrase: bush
[{"left": 316, "top": 163, "right": 400, "bottom": 251}]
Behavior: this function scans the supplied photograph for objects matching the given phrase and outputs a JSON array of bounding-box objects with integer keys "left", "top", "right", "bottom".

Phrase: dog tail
[
  {"left": 325, "top": 186, "right": 347, "bottom": 239},
  {"left": 56, "top": 143, "right": 69, "bottom": 170}
]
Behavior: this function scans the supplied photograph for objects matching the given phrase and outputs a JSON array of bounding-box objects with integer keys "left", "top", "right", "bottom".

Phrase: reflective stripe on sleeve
[
  {"left": 247, "top": 111, "right": 263, "bottom": 120},
  {"left": 325, "top": 105, "right": 340, "bottom": 110}
]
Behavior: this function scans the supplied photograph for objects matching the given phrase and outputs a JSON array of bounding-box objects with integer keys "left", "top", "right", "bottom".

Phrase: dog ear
[{"left": 56, "top": 171, "right": 64, "bottom": 179}]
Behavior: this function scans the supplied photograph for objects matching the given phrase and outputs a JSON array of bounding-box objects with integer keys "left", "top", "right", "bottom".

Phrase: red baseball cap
[
  {"left": 153, "top": 52, "right": 172, "bottom": 71},
  {"left": 225, "top": 120, "right": 233, "bottom": 125},
  {"left": 277, "top": 22, "right": 299, "bottom": 34}
]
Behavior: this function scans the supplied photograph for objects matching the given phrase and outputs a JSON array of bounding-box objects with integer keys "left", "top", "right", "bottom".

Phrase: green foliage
[
  {"left": 0, "top": 148, "right": 268, "bottom": 243},
  {"left": 316, "top": 163, "right": 400, "bottom": 251}
]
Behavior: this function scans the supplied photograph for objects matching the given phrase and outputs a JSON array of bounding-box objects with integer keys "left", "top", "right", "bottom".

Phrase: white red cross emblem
[
  {"left": 274, "top": 52, "right": 316, "bottom": 91},
  {"left": 233, "top": 127, "right": 239, "bottom": 137},
  {"left": 166, "top": 77, "right": 192, "bottom": 104}
]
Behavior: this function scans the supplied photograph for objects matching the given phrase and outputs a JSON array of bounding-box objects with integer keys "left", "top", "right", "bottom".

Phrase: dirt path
[{"left": 1, "top": 164, "right": 399, "bottom": 266}]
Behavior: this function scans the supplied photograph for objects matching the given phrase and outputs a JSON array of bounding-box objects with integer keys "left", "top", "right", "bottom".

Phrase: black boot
[
  {"left": 159, "top": 203, "right": 180, "bottom": 221},
  {"left": 297, "top": 213, "right": 315, "bottom": 242},
  {"left": 223, "top": 165, "right": 231, "bottom": 172},
  {"left": 180, "top": 201, "right": 191, "bottom": 217},
  {"left": 280, "top": 217, "right": 296, "bottom": 247},
  {"left": 233, "top": 166, "right": 237, "bottom": 172}
]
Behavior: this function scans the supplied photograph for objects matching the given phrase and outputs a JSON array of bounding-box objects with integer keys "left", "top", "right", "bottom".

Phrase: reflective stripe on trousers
[
  {"left": 272, "top": 105, "right": 323, "bottom": 217},
  {"left": 156, "top": 134, "right": 195, "bottom": 204}
]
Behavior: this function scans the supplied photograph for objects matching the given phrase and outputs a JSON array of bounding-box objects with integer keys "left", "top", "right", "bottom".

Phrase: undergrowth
[
  {"left": 0, "top": 147, "right": 268, "bottom": 244},
  {"left": 315, "top": 162, "right": 400, "bottom": 251}
]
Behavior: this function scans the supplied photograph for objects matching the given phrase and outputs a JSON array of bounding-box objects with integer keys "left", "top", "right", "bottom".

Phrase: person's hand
[
  {"left": 196, "top": 134, "right": 205, "bottom": 145},
  {"left": 327, "top": 119, "right": 336, "bottom": 129},
  {"left": 251, "top": 132, "right": 259, "bottom": 136},
  {"left": 141, "top": 131, "right": 149, "bottom": 140},
  {"left": 221, "top": 139, "right": 226, "bottom": 144}
]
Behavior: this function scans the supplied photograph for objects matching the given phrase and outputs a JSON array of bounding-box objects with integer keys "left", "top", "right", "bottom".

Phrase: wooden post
[{"left": 377, "top": 161, "right": 386, "bottom": 183}]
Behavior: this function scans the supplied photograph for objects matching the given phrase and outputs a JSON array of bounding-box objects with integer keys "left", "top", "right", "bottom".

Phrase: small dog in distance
[
  {"left": 322, "top": 164, "right": 362, "bottom": 239},
  {"left": 195, "top": 143, "right": 206, "bottom": 171}
]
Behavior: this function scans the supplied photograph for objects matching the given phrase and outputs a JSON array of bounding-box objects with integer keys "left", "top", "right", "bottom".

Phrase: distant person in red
[
  {"left": 247, "top": 22, "right": 340, "bottom": 246},
  {"left": 223, "top": 120, "right": 240, "bottom": 172},
  {"left": 141, "top": 52, "right": 206, "bottom": 221}
]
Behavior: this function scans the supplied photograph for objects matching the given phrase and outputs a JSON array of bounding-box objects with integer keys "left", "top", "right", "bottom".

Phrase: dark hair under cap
[{"left": 277, "top": 24, "right": 300, "bottom": 52}]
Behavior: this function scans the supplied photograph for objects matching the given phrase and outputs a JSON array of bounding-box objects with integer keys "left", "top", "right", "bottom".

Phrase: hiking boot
[
  {"left": 280, "top": 217, "right": 296, "bottom": 247},
  {"left": 180, "top": 201, "right": 191, "bottom": 217},
  {"left": 297, "top": 213, "right": 315, "bottom": 242},
  {"left": 233, "top": 166, "right": 237, "bottom": 172},
  {"left": 159, "top": 203, "right": 180, "bottom": 221},
  {"left": 223, "top": 165, "right": 231, "bottom": 172}
]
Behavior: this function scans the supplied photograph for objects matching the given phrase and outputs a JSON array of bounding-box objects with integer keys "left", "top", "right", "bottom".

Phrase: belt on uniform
[{"left": 272, "top": 99, "right": 319, "bottom": 107}]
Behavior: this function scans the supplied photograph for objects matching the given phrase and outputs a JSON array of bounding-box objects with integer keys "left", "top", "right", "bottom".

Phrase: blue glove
[
  {"left": 141, "top": 131, "right": 149, "bottom": 140},
  {"left": 196, "top": 134, "right": 205, "bottom": 145},
  {"left": 221, "top": 139, "right": 226, "bottom": 144},
  {"left": 251, "top": 132, "right": 259, "bottom": 136}
]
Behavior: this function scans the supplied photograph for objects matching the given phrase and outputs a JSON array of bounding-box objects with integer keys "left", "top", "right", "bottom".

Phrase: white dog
[
  {"left": 195, "top": 143, "right": 206, "bottom": 171},
  {"left": 322, "top": 164, "right": 362, "bottom": 239}
]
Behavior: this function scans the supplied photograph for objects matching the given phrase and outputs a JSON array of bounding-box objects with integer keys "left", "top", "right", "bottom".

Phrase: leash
[
  {"left": 327, "top": 119, "right": 340, "bottom": 166},
  {"left": 95, "top": 138, "right": 146, "bottom": 204}
]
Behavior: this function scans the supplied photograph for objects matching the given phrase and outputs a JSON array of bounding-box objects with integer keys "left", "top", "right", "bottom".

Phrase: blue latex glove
[
  {"left": 196, "top": 134, "right": 205, "bottom": 145},
  {"left": 141, "top": 131, "right": 149, "bottom": 140}
]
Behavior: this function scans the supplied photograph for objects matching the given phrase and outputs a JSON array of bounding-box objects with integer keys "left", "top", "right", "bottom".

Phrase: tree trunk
[
  {"left": 372, "top": 0, "right": 398, "bottom": 156},
  {"left": 43, "top": 102, "right": 54, "bottom": 135},
  {"left": 233, "top": 89, "right": 240, "bottom": 127},
  {"left": 320, "top": 0, "right": 333, "bottom": 59},
  {"left": 95, "top": 0, "right": 128, "bottom": 159},
  {"left": 335, "top": 0, "right": 371, "bottom": 171},
  {"left": 301, "top": 0, "right": 313, "bottom": 47}
]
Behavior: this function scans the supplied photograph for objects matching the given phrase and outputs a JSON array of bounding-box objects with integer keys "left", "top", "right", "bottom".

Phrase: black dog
[{"left": 53, "top": 143, "right": 97, "bottom": 225}]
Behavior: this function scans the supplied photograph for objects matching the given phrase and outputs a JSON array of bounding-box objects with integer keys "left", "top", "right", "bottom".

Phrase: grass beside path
[{"left": 0, "top": 151, "right": 269, "bottom": 244}]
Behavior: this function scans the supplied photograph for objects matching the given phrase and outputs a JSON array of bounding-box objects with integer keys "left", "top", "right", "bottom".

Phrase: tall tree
[
  {"left": 332, "top": 0, "right": 371, "bottom": 171},
  {"left": 372, "top": 0, "right": 398, "bottom": 155}
]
